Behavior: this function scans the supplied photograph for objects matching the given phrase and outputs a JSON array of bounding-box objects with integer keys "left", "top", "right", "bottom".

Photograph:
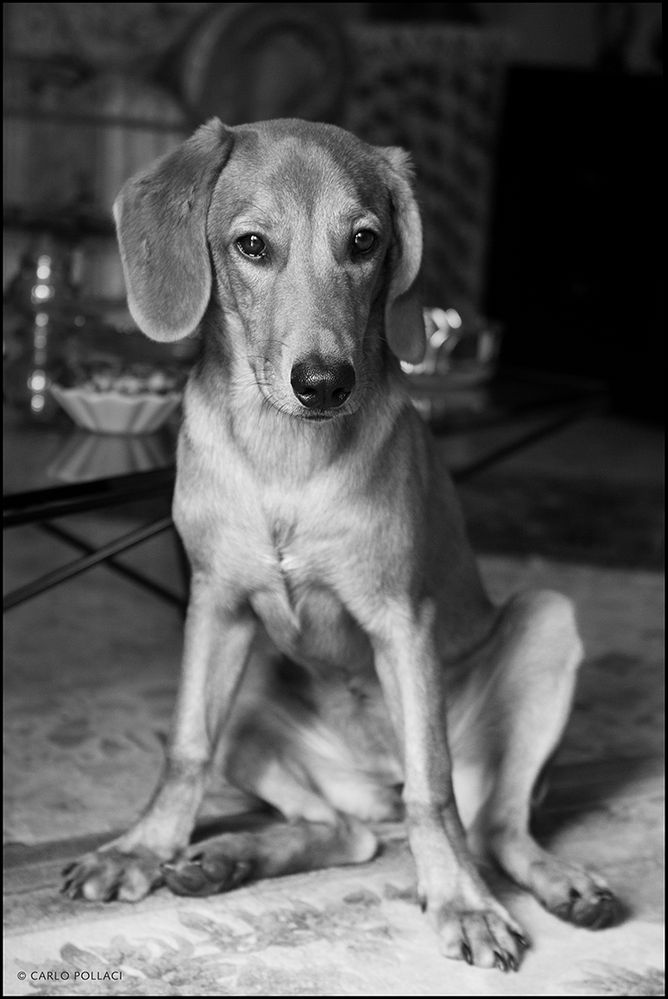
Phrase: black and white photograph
[{"left": 3, "top": 3, "right": 663, "bottom": 995}]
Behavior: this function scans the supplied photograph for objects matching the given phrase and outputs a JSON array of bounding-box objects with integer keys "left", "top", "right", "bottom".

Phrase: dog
[{"left": 63, "top": 118, "right": 618, "bottom": 971}]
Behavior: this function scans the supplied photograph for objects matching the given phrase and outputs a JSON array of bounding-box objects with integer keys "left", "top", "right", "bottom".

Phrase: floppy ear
[
  {"left": 113, "top": 118, "right": 234, "bottom": 342},
  {"left": 377, "top": 146, "right": 426, "bottom": 364}
]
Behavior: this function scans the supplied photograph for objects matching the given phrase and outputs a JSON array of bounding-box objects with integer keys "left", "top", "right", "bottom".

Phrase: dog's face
[
  {"left": 208, "top": 126, "right": 395, "bottom": 420},
  {"left": 114, "top": 119, "right": 426, "bottom": 421}
]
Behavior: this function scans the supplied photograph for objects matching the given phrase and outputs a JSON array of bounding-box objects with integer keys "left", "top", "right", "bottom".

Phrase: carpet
[
  {"left": 4, "top": 834, "right": 664, "bottom": 997},
  {"left": 3, "top": 525, "right": 665, "bottom": 995}
]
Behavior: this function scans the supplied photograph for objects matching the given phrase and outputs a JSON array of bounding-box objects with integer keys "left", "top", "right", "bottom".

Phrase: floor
[{"left": 3, "top": 411, "right": 664, "bottom": 996}]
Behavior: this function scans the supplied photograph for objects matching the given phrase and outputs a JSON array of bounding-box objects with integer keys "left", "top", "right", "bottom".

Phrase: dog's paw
[
  {"left": 162, "top": 850, "right": 253, "bottom": 897},
  {"left": 61, "top": 847, "right": 164, "bottom": 903},
  {"left": 529, "top": 858, "right": 619, "bottom": 929},
  {"left": 430, "top": 900, "right": 529, "bottom": 971}
]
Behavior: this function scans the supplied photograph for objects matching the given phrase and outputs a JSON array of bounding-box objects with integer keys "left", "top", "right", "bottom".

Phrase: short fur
[{"left": 63, "top": 118, "right": 618, "bottom": 971}]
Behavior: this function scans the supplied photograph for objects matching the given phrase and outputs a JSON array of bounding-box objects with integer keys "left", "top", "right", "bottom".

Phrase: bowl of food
[{"left": 50, "top": 358, "right": 186, "bottom": 435}]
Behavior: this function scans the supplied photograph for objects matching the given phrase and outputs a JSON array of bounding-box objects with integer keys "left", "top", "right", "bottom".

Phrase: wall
[{"left": 6, "top": 3, "right": 660, "bottom": 72}]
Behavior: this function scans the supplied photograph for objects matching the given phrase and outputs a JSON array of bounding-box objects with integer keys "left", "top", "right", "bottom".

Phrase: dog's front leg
[
  {"left": 62, "top": 578, "right": 256, "bottom": 903},
  {"left": 370, "top": 599, "right": 529, "bottom": 971}
]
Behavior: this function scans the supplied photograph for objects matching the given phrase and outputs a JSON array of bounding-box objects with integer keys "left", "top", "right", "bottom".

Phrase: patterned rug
[
  {"left": 3, "top": 528, "right": 665, "bottom": 995},
  {"left": 4, "top": 832, "right": 664, "bottom": 997}
]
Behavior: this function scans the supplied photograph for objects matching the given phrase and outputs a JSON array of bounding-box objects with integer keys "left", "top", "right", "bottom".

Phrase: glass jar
[{"left": 3, "top": 234, "right": 85, "bottom": 420}]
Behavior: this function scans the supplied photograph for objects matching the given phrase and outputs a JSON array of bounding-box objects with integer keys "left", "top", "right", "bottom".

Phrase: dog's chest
[
  {"left": 176, "top": 417, "right": 371, "bottom": 667},
  {"left": 244, "top": 506, "right": 368, "bottom": 670},
  {"left": 252, "top": 518, "right": 332, "bottom": 644}
]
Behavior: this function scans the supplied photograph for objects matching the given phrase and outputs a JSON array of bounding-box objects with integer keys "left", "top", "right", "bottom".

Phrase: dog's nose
[{"left": 290, "top": 357, "right": 356, "bottom": 410}]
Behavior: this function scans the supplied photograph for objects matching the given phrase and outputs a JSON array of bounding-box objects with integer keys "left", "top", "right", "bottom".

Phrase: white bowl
[{"left": 50, "top": 384, "right": 182, "bottom": 435}]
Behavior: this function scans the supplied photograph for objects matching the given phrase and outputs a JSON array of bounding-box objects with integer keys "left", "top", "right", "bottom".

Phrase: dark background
[{"left": 486, "top": 64, "right": 662, "bottom": 422}]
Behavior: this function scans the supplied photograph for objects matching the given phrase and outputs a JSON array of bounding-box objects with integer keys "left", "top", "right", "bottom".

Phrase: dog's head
[{"left": 114, "top": 118, "right": 425, "bottom": 421}]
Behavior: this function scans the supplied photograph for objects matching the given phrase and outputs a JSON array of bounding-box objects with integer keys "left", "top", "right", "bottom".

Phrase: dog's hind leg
[
  {"left": 163, "top": 811, "right": 377, "bottom": 897},
  {"left": 459, "top": 590, "right": 619, "bottom": 929},
  {"left": 162, "top": 659, "right": 383, "bottom": 897},
  {"left": 162, "top": 753, "right": 378, "bottom": 896}
]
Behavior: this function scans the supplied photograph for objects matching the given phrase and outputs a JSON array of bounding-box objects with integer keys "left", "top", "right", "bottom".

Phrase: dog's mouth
[{"left": 295, "top": 409, "right": 343, "bottom": 422}]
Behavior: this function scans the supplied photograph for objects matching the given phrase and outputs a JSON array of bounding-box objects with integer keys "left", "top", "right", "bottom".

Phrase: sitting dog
[{"left": 63, "top": 118, "right": 617, "bottom": 971}]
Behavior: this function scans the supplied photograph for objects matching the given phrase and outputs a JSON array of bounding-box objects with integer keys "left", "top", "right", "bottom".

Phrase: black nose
[{"left": 290, "top": 356, "right": 356, "bottom": 410}]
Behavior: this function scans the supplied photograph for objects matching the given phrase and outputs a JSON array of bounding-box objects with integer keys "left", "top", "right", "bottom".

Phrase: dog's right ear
[{"left": 113, "top": 118, "right": 234, "bottom": 342}]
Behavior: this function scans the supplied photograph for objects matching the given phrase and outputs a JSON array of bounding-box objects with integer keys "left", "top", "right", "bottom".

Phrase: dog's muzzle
[{"left": 290, "top": 355, "right": 355, "bottom": 412}]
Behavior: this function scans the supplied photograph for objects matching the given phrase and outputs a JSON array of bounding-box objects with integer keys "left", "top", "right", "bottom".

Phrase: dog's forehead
[{"left": 223, "top": 124, "right": 389, "bottom": 218}]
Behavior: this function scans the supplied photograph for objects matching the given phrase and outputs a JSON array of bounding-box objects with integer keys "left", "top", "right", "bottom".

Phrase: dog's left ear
[{"left": 377, "top": 146, "right": 426, "bottom": 365}]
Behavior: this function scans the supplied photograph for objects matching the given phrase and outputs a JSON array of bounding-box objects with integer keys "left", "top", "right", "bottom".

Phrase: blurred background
[{"left": 3, "top": 1, "right": 663, "bottom": 423}]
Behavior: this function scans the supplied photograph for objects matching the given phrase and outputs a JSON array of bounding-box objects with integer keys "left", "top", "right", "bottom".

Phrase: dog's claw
[
  {"left": 494, "top": 950, "right": 509, "bottom": 972},
  {"left": 461, "top": 942, "right": 473, "bottom": 965}
]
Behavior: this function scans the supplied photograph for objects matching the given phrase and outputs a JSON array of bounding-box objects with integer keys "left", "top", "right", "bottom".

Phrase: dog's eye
[
  {"left": 236, "top": 234, "right": 267, "bottom": 259},
  {"left": 352, "top": 229, "right": 377, "bottom": 255}
]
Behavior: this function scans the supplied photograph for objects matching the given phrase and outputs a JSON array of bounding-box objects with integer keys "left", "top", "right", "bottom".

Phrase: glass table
[
  {"left": 3, "top": 406, "right": 182, "bottom": 612},
  {"left": 3, "top": 367, "right": 608, "bottom": 612}
]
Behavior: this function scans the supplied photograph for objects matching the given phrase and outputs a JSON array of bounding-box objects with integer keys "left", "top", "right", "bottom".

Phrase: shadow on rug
[{"left": 460, "top": 472, "right": 664, "bottom": 570}]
